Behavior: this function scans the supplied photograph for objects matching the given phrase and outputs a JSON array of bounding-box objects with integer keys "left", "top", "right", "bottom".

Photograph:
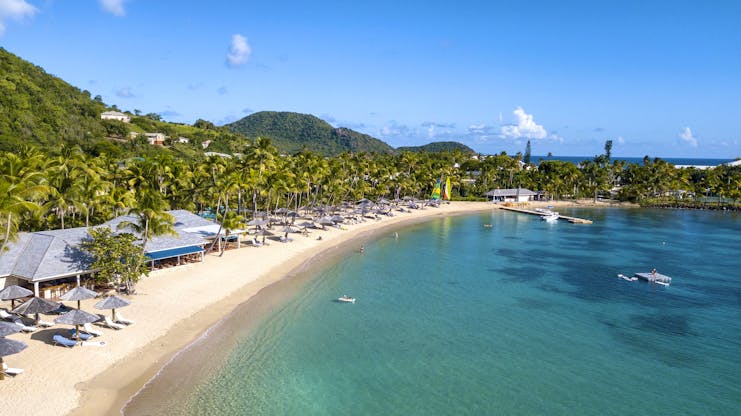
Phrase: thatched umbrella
[
  {"left": 258, "top": 229, "right": 274, "bottom": 244},
  {"left": 54, "top": 309, "right": 100, "bottom": 340},
  {"left": 11, "top": 297, "right": 60, "bottom": 325},
  {"left": 246, "top": 218, "right": 269, "bottom": 227},
  {"left": 0, "top": 285, "right": 33, "bottom": 309},
  {"left": 94, "top": 295, "right": 130, "bottom": 322},
  {"left": 0, "top": 321, "right": 21, "bottom": 337},
  {"left": 59, "top": 286, "right": 98, "bottom": 310},
  {"left": 0, "top": 338, "right": 27, "bottom": 381}
]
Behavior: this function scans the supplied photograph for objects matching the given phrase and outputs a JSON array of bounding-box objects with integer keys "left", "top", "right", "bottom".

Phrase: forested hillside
[
  {"left": 0, "top": 47, "right": 108, "bottom": 151},
  {"left": 226, "top": 111, "right": 395, "bottom": 156},
  {"left": 397, "top": 141, "right": 475, "bottom": 153}
]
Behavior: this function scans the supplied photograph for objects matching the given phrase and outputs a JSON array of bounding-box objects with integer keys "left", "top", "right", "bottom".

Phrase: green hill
[
  {"left": 397, "top": 141, "right": 475, "bottom": 153},
  {"left": 0, "top": 48, "right": 248, "bottom": 158},
  {"left": 0, "top": 47, "right": 109, "bottom": 151},
  {"left": 226, "top": 111, "right": 395, "bottom": 156}
]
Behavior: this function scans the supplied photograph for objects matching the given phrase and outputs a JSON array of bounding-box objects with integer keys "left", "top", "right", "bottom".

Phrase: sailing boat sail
[
  {"left": 431, "top": 179, "right": 442, "bottom": 200},
  {"left": 442, "top": 177, "right": 451, "bottom": 200}
]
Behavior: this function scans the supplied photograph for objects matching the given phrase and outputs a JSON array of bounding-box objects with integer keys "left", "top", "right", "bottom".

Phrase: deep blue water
[
  {"left": 534, "top": 155, "right": 735, "bottom": 166},
  {"left": 149, "top": 208, "right": 741, "bottom": 415}
]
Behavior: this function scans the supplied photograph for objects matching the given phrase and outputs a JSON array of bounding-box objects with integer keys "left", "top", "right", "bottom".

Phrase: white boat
[
  {"left": 338, "top": 295, "right": 356, "bottom": 303},
  {"left": 541, "top": 212, "right": 559, "bottom": 222}
]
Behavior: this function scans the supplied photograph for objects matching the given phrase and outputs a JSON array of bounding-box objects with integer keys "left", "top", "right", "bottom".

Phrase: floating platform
[
  {"left": 499, "top": 206, "right": 593, "bottom": 224},
  {"left": 635, "top": 272, "right": 672, "bottom": 285}
]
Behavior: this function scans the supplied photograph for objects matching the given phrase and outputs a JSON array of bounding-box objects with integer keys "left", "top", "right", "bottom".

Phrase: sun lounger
[
  {"left": 67, "top": 328, "right": 93, "bottom": 341},
  {"left": 10, "top": 317, "right": 37, "bottom": 332},
  {"left": 251, "top": 238, "right": 263, "bottom": 247},
  {"left": 0, "top": 309, "right": 13, "bottom": 320},
  {"left": 35, "top": 319, "right": 54, "bottom": 327},
  {"left": 2, "top": 363, "right": 24, "bottom": 376},
  {"left": 115, "top": 314, "right": 135, "bottom": 325},
  {"left": 104, "top": 316, "right": 125, "bottom": 330},
  {"left": 52, "top": 334, "right": 78, "bottom": 348},
  {"left": 82, "top": 322, "right": 104, "bottom": 336}
]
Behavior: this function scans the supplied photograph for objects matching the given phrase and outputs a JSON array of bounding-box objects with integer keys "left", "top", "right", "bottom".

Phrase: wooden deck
[{"left": 499, "top": 206, "right": 593, "bottom": 224}]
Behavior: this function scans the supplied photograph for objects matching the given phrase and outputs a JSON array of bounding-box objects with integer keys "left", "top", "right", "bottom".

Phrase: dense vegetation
[
  {"left": 0, "top": 47, "right": 108, "bottom": 151},
  {"left": 397, "top": 141, "right": 475, "bottom": 153},
  {"left": 226, "top": 111, "right": 395, "bottom": 156},
  {"left": 0, "top": 48, "right": 739, "bottom": 256}
]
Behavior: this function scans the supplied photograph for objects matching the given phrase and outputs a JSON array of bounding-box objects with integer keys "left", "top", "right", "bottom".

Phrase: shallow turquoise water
[{"left": 174, "top": 208, "right": 741, "bottom": 415}]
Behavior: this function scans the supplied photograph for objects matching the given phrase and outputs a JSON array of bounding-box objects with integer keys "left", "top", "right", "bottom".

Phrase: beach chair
[
  {"left": 0, "top": 309, "right": 13, "bottom": 320},
  {"left": 11, "top": 317, "right": 37, "bottom": 332},
  {"left": 115, "top": 313, "right": 135, "bottom": 325},
  {"left": 251, "top": 238, "right": 263, "bottom": 247},
  {"left": 2, "top": 362, "right": 24, "bottom": 376},
  {"left": 35, "top": 319, "right": 54, "bottom": 328},
  {"left": 104, "top": 316, "right": 125, "bottom": 330},
  {"left": 52, "top": 333, "right": 78, "bottom": 348},
  {"left": 67, "top": 328, "right": 93, "bottom": 341},
  {"left": 82, "top": 322, "right": 104, "bottom": 337}
]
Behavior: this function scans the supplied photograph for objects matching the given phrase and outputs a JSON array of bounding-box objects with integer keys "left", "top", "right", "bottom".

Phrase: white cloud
[
  {"left": 115, "top": 86, "right": 134, "bottom": 98},
  {"left": 679, "top": 127, "right": 698, "bottom": 147},
  {"left": 500, "top": 107, "right": 548, "bottom": 140},
  {"left": 227, "top": 34, "right": 252, "bottom": 67},
  {"left": 0, "top": 0, "right": 38, "bottom": 35},
  {"left": 617, "top": 136, "right": 625, "bottom": 145},
  {"left": 468, "top": 124, "right": 488, "bottom": 134},
  {"left": 99, "top": 0, "right": 127, "bottom": 17}
]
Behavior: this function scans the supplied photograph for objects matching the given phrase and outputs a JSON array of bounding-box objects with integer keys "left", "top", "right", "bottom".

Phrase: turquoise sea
[{"left": 126, "top": 208, "right": 741, "bottom": 415}]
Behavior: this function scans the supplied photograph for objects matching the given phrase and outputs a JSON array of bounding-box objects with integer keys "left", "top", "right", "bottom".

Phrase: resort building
[
  {"left": 485, "top": 188, "right": 544, "bottom": 203},
  {"left": 0, "top": 210, "right": 218, "bottom": 299},
  {"left": 100, "top": 111, "right": 131, "bottom": 123}
]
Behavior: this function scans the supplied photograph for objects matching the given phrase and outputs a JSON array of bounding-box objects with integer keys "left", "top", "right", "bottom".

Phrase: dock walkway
[{"left": 499, "top": 206, "right": 593, "bottom": 224}]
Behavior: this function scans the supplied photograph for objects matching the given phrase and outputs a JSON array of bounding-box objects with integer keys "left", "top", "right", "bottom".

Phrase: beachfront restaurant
[
  {"left": 0, "top": 210, "right": 211, "bottom": 298},
  {"left": 485, "top": 188, "right": 544, "bottom": 203}
]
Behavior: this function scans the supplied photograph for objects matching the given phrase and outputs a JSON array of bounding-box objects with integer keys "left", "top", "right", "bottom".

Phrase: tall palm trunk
[{"left": 1, "top": 213, "right": 12, "bottom": 253}]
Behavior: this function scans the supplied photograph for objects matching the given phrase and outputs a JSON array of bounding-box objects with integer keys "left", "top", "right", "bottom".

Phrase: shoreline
[{"left": 0, "top": 200, "right": 619, "bottom": 416}]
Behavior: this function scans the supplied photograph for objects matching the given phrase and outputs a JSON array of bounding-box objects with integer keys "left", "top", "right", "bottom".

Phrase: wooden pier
[{"left": 499, "top": 206, "right": 593, "bottom": 224}]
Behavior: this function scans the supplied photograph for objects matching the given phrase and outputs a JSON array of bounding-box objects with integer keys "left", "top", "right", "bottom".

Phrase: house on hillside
[
  {"left": 128, "top": 132, "right": 167, "bottom": 145},
  {"left": 485, "top": 188, "right": 544, "bottom": 203},
  {"left": 100, "top": 111, "right": 131, "bottom": 123}
]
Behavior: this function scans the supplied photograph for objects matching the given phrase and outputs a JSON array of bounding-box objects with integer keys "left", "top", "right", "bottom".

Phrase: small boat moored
[
  {"left": 541, "top": 212, "right": 559, "bottom": 222},
  {"left": 338, "top": 295, "right": 356, "bottom": 303}
]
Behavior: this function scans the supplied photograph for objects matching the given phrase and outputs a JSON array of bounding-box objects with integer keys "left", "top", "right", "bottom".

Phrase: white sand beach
[{"left": 0, "top": 201, "right": 496, "bottom": 416}]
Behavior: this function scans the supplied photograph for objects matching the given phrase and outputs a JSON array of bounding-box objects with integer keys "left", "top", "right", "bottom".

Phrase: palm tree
[
  {"left": 117, "top": 189, "right": 176, "bottom": 292},
  {"left": 244, "top": 137, "right": 277, "bottom": 216},
  {"left": 0, "top": 152, "right": 50, "bottom": 251},
  {"left": 217, "top": 211, "right": 245, "bottom": 256}
]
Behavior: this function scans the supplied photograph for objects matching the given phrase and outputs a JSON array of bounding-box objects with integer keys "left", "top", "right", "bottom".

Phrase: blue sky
[{"left": 1, "top": 0, "right": 739, "bottom": 158}]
